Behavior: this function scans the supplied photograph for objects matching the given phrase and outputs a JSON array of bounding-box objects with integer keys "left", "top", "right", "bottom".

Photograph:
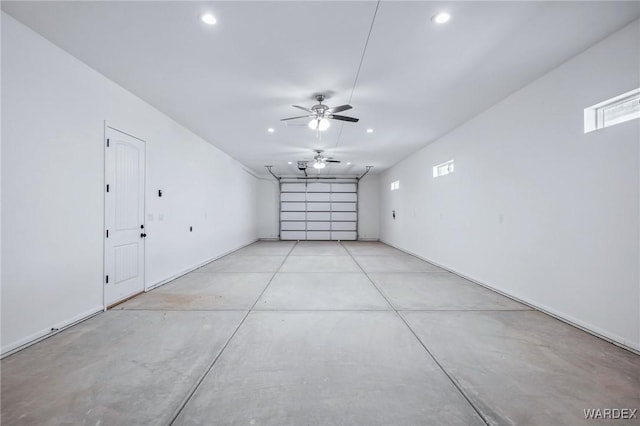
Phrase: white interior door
[{"left": 104, "top": 127, "right": 146, "bottom": 306}]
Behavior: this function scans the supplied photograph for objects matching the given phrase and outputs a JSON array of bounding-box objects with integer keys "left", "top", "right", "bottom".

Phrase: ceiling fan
[
  {"left": 298, "top": 150, "right": 341, "bottom": 170},
  {"left": 281, "top": 94, "right": 359, "bottom": 131}
]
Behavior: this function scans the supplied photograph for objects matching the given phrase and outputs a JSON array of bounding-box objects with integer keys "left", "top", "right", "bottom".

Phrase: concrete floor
[{"left": 2, "top": 241, "right": 639, "bottom": 425}]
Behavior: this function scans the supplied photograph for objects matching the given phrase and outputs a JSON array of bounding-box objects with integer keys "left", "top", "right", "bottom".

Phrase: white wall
[
  {"left": 380, "top": 20, "right": 640, "bottom": 351},
  {"left": 257, "top": 177, "right": 280, "bottom": 239},
  {"left": 358, "top": 175, "right": 380, "bottom": 240},
  {"left": 1, "top": 13, "right": 258, "bottom": 354}
]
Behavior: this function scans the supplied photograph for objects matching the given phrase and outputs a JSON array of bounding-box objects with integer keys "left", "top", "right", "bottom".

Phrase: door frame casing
[{"left": 103, "top": 123, "right": 148, "bottom": 309}]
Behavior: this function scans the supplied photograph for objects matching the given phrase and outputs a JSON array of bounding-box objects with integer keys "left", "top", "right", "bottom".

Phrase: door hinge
[
  {"left": 106, "top": 138, "right": 110, "bottom": 147},
  {"left": 106, "top": 184, "right": 110, "bottom": 192},
  {"left": 106, "top": 229, "right": 109, "bottom": 238},
  {"left": 105, "top": 275, "right": 109, "bottom": 284}
]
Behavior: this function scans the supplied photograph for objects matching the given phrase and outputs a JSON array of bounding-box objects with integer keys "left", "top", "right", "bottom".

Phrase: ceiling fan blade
[
  {"left": 326, "top": 104, "right": 352, "bottom": 114},
  {"left": 293, "top": 105, "right": 314, "bottom": 113},
  {"left": 325, "top": 159, "right": 341, "bottom": 163},
  {"left": 280, "top": 114, "right": 314, "bottom": 121},
  {"left": 329, "top": 114, "right": 359, "bottom": 123}
]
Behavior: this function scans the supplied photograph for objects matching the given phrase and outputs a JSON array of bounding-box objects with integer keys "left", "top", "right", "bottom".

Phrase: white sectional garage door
[{"left": 280, "top": 181, "right": 357, "bottom": 241}]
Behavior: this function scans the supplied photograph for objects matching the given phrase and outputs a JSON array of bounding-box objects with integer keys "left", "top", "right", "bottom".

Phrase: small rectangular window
[
  {"left": 390, "top": 180, "right": 400, "bottom": 191},
  {"left": 584, "top": 88, "right": 640, "bottom": 133},
  {"left": 433, "top": 160, "right": 454, "bottom": 178}
]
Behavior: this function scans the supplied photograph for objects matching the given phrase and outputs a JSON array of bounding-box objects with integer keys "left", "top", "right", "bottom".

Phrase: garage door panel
[
  {"left": 332, "top": 231, "right": 357, "bottom": 240},
  {"left": 307, "top": 202, "right": 331, "bottom": 211},
  {"left": 281, "top": 222, "right": 306, "bottom": 231},
  {"left": 332, "top": 222, "right": 357, "bottom": 231},
  {"left": 281, "top": 192, "right": 306, "bottom": 202},
  {"left": 332, "top": 212, "right": 357, "bottom": 221},
  {"left": 307, "top": 222, "right": 331, "bottom": 230},
  {"left": 331, "top": 203, "right": 356, "bottom": 212},
  {"left": 281, "top": 230, "right": 306, "bottom": 240},
  {"left": 331, "top": 192, "right": 357, "bottom": 202},
  {"left": 307, "top": 212, "right": 330, "bottom": 221},
  {"left": 307, "top": 193, "right": 330, "bottom": 202},
  {"left": 281, "top": 183, "right": 306, "bottom": 192},
  {"left": 307, "top": 183, "right": 331, "bottom": 192},
  {"left": 307, "top": 231, "right": 331, "bottom": 240},
  {"left": 282, "top": 202, "right": 306, "bottom": 211},
  {"left": 331, "top": 183, "right": 357, "bottom": 192},
  {"left": 281, "top": 212, "right": 306, "bottom": 221}
]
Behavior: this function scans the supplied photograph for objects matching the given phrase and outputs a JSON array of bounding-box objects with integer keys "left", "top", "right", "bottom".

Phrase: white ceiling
[{"left": 3, "top": 1, "right": 640, "bottom": 176}]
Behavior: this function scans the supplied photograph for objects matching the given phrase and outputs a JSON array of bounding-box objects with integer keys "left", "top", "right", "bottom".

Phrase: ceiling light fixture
[
  {"left": 288, "top": 161, "right": 292, "bottom": 165},
  {"left": 347, "top": 162, "right": 352, "bottom": 165},
  {"left": 366, "top": 128, "right": 374, "bottom": 133},
  {"left": 318, "top": 118, "right": 330, "bottom": 131},
  {"left": 431, "top": 12, "right": 451, "bottom": 24},
  {"left": 308, "top": 117, "right": 330, "bottom": 131},
  {"left": 313, "top": 161, "right": 326, "bottom": 169},
  {"left": 201, "top": 13, "right": 217, "bottom": 25},
  {"left": 267, "top": 128, "right": 275, "bottom": 133}
]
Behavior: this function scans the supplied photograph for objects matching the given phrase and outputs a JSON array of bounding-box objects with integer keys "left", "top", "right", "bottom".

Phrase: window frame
[
  {"left": 433, "top": 160, "right": 455, "bottom": 178},
  {"left": 584, "top": 88, "right": 640, "bottom": 133}
]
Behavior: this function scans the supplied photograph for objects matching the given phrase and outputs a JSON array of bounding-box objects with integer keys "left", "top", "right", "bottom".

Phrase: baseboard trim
[
  {"left": 379, "top": 239, "right": 640, "bottom": 356},
  {"left": 1, "top": 239, "right": 260, "bottom": 358},
  {"left": 145, "top": 239, "right": 259, "bottom": 291},
  {"left": 1, "top": 306, "right": 104, "bottom": 358}
]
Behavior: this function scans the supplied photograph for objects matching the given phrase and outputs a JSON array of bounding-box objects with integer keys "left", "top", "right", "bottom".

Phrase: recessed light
[
  {"left": 288, "top": 161, "right": 292, "bottom": 165},
  {"left": 366, "top": 128, "right": 374, "bottom": 133},
  {"left": 267, "top": 128, "right": 275, "bottom": 133},
  {"left": 431, "top": 12, "right": 451, "bottom": 24},
  {"left": 201, "top": 13, "right": 217, "bottom": 25},
  {"left": 347, "top": 162, "right": 352, "bottom": 165}
]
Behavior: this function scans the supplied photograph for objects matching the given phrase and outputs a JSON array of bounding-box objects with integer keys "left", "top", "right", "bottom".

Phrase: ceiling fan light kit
[
  {"left": 281, "top": 94, "right": 359, "bottom": 132},
  {"left": 295, "top": 149, "right": 341, "bottom": 172},
  {"left": 308, "top": 117, "right": 330, "bottom": 131}
]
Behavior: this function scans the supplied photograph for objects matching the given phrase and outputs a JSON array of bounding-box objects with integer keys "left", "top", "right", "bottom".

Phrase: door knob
[{"left": 140, "top": 233, "right": 147, "bottom": 238}]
